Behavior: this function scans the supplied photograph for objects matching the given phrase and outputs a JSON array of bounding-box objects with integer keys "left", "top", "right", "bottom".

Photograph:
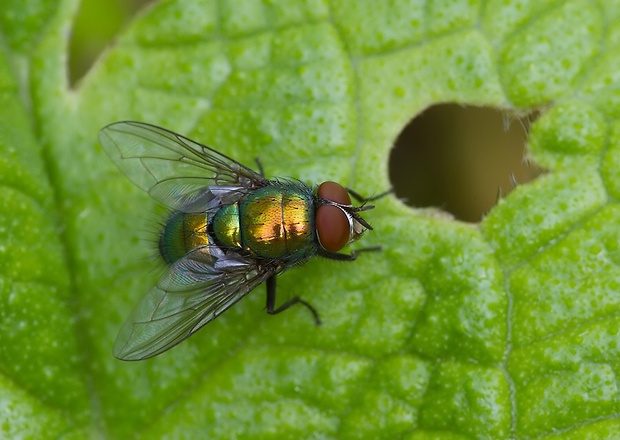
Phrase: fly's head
[{"left": 315, "top": 181, "right": 375, "bottom": 253}]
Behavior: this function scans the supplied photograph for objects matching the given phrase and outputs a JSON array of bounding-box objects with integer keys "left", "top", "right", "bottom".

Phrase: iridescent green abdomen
[
  {"left": 211, "top": 203, "right": 241, "bottom": 249},
  {"left": 159, "top": 212, "right": 209, "bottom": 264},
  {"left": 213, "top": 183, "right": 316, "bottom": 260}
]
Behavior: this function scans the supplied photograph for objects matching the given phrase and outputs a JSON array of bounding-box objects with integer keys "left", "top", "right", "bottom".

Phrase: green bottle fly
[{"left": 99, "top": 121, "right": 386, "bottom": 360}]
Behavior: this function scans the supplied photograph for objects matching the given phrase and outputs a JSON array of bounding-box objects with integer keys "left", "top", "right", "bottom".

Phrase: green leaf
[{"left": 2, "top": 0, "right": 620, "bottom": 438}]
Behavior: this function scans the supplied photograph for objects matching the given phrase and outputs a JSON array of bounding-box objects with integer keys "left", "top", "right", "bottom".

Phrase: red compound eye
[
  {"left": 317, "top": 181, "right": 351, "bottom": 205},
  {"left": 316, "top": 205, "right": 350, "bottom": 252}
]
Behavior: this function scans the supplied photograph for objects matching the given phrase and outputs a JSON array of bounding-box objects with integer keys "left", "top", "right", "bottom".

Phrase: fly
[{"left": 99, "top": 121, "right": 387, "bottom": 360}]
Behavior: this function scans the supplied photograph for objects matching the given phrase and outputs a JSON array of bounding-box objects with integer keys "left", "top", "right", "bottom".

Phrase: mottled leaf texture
[{"left": 1, "top": 0, "right": 620, "bottom": 438}]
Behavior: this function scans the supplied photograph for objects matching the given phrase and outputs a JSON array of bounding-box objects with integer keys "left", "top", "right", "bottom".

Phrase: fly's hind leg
[
  {"left": 254, "top": 158, "right": 265, "bottom": 177},
  {"left": 266, "top": 275, "right": 322, "bottom": 325}
]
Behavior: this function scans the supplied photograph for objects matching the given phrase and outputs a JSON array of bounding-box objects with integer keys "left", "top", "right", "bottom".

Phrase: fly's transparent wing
[
  {"left": 113, "top": 246, "right": 276, "bottom": 360},
  {"left": 98, "top": 121, "right": 268, "bottom": 210}
]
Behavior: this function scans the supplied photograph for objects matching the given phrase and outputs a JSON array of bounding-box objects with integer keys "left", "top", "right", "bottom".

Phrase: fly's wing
[
  {"left": 98, "top": 121, "right": 268, "bottom": 210},
  {"left": 113, "top": 246, "right": 276, "bottom": 361}
]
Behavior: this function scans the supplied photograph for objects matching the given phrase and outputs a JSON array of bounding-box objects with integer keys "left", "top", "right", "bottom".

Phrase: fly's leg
[
  {"left": 266, "top": 275, "right": 322, "bottom": 325},
  {"left": 345, "top": 187, "right": 393, "bottom": 203},
  {"left": 317, "top": 246, "right": 382, "bottom": 261},
  {"left": 254, "top": 157, "right": 265, "bottom": 177}
]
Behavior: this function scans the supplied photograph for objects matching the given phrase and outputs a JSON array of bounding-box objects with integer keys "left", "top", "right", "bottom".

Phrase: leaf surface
[{"left": 2, "top": 0, "right": 620, "bottom": 438}]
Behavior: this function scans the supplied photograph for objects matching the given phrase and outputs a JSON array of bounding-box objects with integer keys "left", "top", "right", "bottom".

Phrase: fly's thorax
[
  {"left": 159, "top": 211, "right": 209, "bottom": 264},
  {"left": 213, "top": 182, "right": 316, "bottom": 260}
]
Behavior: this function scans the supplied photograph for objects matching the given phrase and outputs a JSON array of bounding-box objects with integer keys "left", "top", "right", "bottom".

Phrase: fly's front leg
[
  {"left": 317, "top": 246, "right": 382, "bottom": 261},
  {"left": 346, "top": 187, "right": 393, "bottom": 203},
  {"left": 266, "top": 275, "right": 322, "bottom": 325}
]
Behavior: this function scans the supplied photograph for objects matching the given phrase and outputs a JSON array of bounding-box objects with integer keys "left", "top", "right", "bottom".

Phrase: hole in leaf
[
  {"left": 68, "top": 0, "right": 153, "bottom": 87},
  {"left": 389, "top": 104, "right": 543, "bottom": 223}
]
